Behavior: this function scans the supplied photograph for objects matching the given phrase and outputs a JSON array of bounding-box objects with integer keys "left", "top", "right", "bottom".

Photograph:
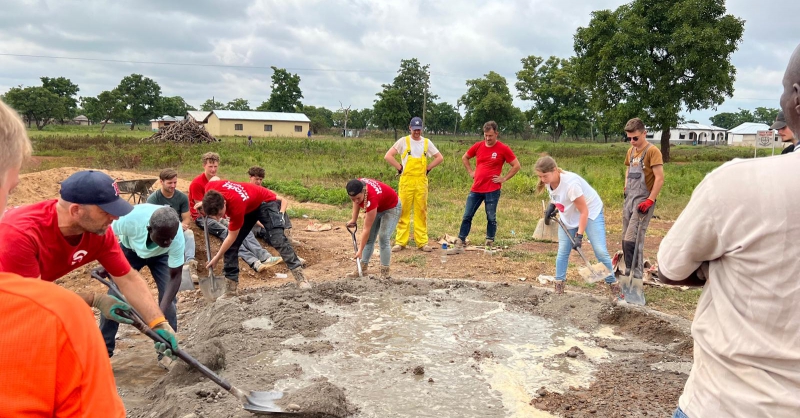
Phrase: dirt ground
[{"left": 10, "top": 167, "right": 693, "bottom": 418}]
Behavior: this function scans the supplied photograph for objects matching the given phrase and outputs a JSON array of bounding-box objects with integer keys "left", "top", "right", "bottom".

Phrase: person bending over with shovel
[
  {"left": 345, "top": 178, "right": 401, "bottom": 280},
  {"left": 0, "top": 99, "right": 126, "bottom": 416},
  {"left": 536, "top": 156, "right": 621, "bottom": 301},
  {"left": 200, "top": 179, "right": 311, "bottom": 293}
]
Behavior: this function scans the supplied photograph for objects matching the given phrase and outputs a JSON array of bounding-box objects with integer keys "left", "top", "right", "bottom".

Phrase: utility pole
[
  {"left": 339, "top": 101, "right": 351, "bottom": 137},
  {"left": 454, "top": 102, "right": 460, "bottom": 135}
]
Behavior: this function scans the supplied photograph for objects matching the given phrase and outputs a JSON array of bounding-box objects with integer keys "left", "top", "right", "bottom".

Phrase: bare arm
[
  {"left": 573, "top": 196, "right": 589, "bottom": 235},
  {"left": 462, "top": 152, "right": 475, "bottom": 178},
  {"left": 274, "top": 196, "right": 289, "bottom": 214},
  {"left": 348, "top": 201, "right": 360, "bottom": 225},
  {"left": 181, "top": 211, "right": 191, "bottom": 231},
  {"left": 504, "top": 158, "right": 521, "bottom": 182},
  {"left": 427, "top": 152, "right": 444, "bottom": 172},
  {"left": 649, "top": 164, "right": 664, "bottom": 201},
  {"left": 160, "top": 267, "right": 183, "bottom": 314},
  {"left": 384, "top": 147, "right": 402, "bottom": 171},
  {"left": 112, "top": 269, "right": 165, "bottom": 324}
]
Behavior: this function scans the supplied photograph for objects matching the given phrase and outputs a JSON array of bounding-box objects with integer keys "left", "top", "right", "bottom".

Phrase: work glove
[
  {"left": 544, "top": 203, "right": 557, "bottom": 225},
  {"left": 623, "top": 187, "right": 627, "bottom": 199},
  {"left": 637, "top": 198, "right": 655, "bottom": 214},
  {"left": 152, "top": 322, "right": 179, "bottom": 360},
  {"left": 92, "top": 293, "right": 134, "bottom": 324},
  {"left": 426, "top": 169, "right": 431, "bottom": 176},
  {"left": 396, "top": 167, "right": 403, "bottom": 176},
  {"left": 573, "top": 233, "right": 583, "bottom": 250}
]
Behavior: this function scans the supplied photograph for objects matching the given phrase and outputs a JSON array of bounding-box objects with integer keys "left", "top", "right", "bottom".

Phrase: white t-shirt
[
  {"left": 392, "top": 136, "right": 440, "bottom": 167},
  {"left": 658, "top": 152, "right": 800, "bottom": 418},
  {"left": 546, "top": 171, "right": 603, "bottom": 229}
]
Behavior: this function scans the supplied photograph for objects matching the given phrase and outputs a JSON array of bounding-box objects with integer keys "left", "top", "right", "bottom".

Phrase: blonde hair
[
  {"left": 0, "top": 99, "right": 32, "bottom": 185},
  {"left": 201, "top": 152, "right": 220, "bottom": 165},
  {"left": 534, "top": 155, "right": 563, "bottom": 194}
]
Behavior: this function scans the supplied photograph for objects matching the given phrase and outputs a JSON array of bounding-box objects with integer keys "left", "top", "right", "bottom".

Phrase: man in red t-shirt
[
  {"left": 0, "top": 99, "right": 126, "bottom": 417},
  {"left": 0, "top": 170, "right": 179, "bottom": 358},
  {"left": 345, "top": 178, "right": 401, "bottom": 279},
  {"left": 449, "top": 120, "right": 521, "bottom": 254},
  {"left": 199, "top": 180, "right": 311, "bottom": 293}
]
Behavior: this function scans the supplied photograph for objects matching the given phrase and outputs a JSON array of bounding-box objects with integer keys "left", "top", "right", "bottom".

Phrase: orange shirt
[{"left": 0, "top": 272, "right": 125, "bottom": 417}]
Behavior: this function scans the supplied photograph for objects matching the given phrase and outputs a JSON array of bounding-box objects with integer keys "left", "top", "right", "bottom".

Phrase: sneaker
[
  {"left": 446, "top": 240, "right": 465, "bottom": 255},
  {"left": 484, "top": 239, "right": 494, "bottom": 248},
  {"left": 187, "top": 259, "right": 199, "bottom": 282},
  {"left": 554, "top": 281, "right": 565, "bottom": 295},
  {"left": 392, "top": 244, "right": 406, "bottom": 252},
  {"left": 261, "top": 256, "right": 282, "bottom": 268},
  {"left": 418, "top": 245, "right": 432, "bottom": 252},
  {"left": 345, "top": 262, "right": 368, "bottom": 279}
]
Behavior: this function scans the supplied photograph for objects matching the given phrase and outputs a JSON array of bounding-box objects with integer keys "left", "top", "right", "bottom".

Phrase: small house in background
[
  {"left": 150, "top": 115, "right": 185, "bottom": 131},
  {"left": 186, "top": 110, "right": 212, "bottom": 125},
  {"left": 205, "top": 110, "right": 310, "bottom": 138},
  {"left": 726, "top": 122, "right": 771, "bottom": 147},
  {"left": 649, "top": 123, "right": 728, "bottom": 145},
  {"left": 72, "top": 115, "right": 90, "bottom": 126}
]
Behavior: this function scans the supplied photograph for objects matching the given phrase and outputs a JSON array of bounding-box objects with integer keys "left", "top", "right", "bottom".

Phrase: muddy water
[{"left": 251, "top": 287, "right": 611, "bottom": 417}]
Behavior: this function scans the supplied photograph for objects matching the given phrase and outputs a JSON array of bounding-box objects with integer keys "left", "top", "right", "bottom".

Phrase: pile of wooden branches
[{"left": 143, "top": 119, "right": 219, "bottom": 143}]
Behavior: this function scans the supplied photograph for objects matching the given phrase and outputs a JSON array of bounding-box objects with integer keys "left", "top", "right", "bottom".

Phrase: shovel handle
[{"left": 552, "top": 218, "right": 603, "bottom": 279}]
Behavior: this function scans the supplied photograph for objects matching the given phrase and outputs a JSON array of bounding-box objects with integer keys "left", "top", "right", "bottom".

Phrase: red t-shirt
[
  {"left": 466, "top": 141, "right": 517, "bottom": 193},
  {"left": 0, "top": 200, "right": 131, "bottom": 281},
  {"left": 205, "top": 180, "right": 277, "bottom": 231},
  {"left": 358, "top": 178, "right": 399, "bottom": 213},
  {"left": 0, "top": 272, "right": 126, "bottom": 417},
  {"left": 188, "top": 172, "right": 210, "bottom": 220}
]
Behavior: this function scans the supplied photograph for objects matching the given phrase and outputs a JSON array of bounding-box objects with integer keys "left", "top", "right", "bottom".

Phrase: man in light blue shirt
[{"left": 99, "top": 204, "right": 185, "bottom": 359}]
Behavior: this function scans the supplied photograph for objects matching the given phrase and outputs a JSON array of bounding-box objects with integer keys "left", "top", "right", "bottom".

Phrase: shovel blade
[
  {"left": 179, "top": 268, "right": 195, "bottom": 292},
  {"left": 198, "top": 275, "right": 226, "bottom": 302},
  {"left": 578, "top": 263, "right": 610, "bottom": 283},
  {"left": 618, "top": 272, "right": 646, "bottom": 305},
  {"left": 242, "top": 390, "right": 299, "bottom": 415}
]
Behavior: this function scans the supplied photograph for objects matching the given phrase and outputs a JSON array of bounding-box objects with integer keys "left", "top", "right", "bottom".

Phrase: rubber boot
[
  {"left": 345, "top": 262, "right": 368, "bottom": 278},
  {"left": 379, "top": 265, "right": 391, "bottom": 280},
  {"left": 292, "top": 267, "right": 312, "bottom": 290},
  {"left": 225, "top": 279, "right": 238, "bottom": 297},
  {"left": 607, "top": 282, "right": 623, "bottom": 302},
  {"left": 446, "top": 239, "right": 465, "bottom": 255}
]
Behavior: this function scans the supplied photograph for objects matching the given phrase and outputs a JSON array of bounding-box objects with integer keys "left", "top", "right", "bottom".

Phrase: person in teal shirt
[{"left": 99, "top": 204, "right": 185, "bottom": 360}]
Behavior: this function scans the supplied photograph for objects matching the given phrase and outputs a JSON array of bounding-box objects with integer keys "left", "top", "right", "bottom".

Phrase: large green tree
[
  {"left": 81, "top": 90, "right": 126, "bottom": 132},
  {"left": 709, "top": 108, "right": 754, "bottom": 129},
  {"left": 374, "top": 88, "right": 410, "bottom": 139},
  {"left": 574, "top": 0, "right": 745, "bottom": 162},
  {"left": 3, "top": 86, "right": 65, "bottom": 130},
  {"left": 40, "top": 76, "right": 80, "bottom": 122},
  {"left": 158, "top": 96, "right": 195, "bottom": 117},
  {"left": 753, "top": 107, "right": 779, "bottom": 125},
  {"left": 348, "top": 108, "right": 374, "bottom": 130},
  {"left": 259, "top": 67, "right": 303, "bottom": 112},
  {"left": 301, "top": 105, "right": 334, "bottom": 134},
  {"left": 225, "top": 98, "right": 251, "bottom": 111},
  {"left": 458, "top": 71, "right": 515, "bottom": 132},
  {"left": 381, "top": 58, "right": 437, "bottom": 122},
  {"left": 200, "top": 98, "right": 224, "bottom": 111},
  {"left": 426, "top": 101, "right": 460, "bottom": 134},
  {"left": 516, "top": 55, "right": 588, "bottom": 141},
  {"left": 115, "top": 74, "right": 162, "bottom": 130}
]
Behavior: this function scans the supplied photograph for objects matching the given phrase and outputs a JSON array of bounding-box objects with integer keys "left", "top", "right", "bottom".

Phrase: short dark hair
[
  {"left": 483, "top": 121, "right": 498, "bottom": 133},
  {"left": 201, "top": 190, "right": 226, "bottom": 216},
  {"left": 149, "top": 206, "right": 179, "bottom": 233},
  {"left": 346, "top": 179, "right": 364, "bottom": 196},
  {"left": 159, "top": 168, "right": 178, "bottom": 181},
  {"left": 624, "top": 118, "right": 646, "bottom": 133},
  {"left": 248, "top": 166, "right": 265, "bottom": 178}
]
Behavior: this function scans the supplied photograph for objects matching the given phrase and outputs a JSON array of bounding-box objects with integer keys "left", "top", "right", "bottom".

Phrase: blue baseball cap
[
  {"left": 409, "top": 117, "right": 423, "bottom": 131},
  {"left": 60, "top": 170, "right": 133, "bottom": 217}
]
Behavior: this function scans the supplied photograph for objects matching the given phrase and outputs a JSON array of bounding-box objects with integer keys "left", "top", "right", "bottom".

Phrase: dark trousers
[
  {"left": 224, "top": 201, "right": 301, "bottom": 282},
  {"left": 99, "top": 246, "right": 177, "bottom": 357}
]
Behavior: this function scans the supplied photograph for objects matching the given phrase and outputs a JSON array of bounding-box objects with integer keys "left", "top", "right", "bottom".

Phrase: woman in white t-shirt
[{"left": 534, "top": 156, "right": 621, "bottom": 299}]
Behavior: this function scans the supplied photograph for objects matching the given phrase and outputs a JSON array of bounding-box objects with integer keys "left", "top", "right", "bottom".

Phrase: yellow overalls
[{"left": 395, "top": 135, "right": 429, "bottom": 248}]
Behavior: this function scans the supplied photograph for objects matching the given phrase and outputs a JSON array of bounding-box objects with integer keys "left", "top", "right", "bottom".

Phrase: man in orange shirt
[{"left": 0, "top": 99, "right": 125, "bottom": 416}]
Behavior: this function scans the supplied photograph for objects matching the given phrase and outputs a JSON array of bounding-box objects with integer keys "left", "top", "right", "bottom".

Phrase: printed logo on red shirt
[
  {"left": 222, "top": 181, "right": 250, "bottom": 201},
  {"left": 491, "top": 152, "right": 497, "bottom": 159},
  {"left": 71, "top": 250, "right": 88, "bottom": 265}
]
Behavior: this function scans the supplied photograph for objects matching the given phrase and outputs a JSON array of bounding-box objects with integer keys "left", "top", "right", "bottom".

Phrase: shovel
[
  {"left": 618, "top": 214, "right": 646, "bottom": 305},
  {"left": 198, "top": 217, "right": 226, "bottom": 302},
  {"left": 89, "top": 268, "right": 296, "bottom": 415},
  {"left": 552, "top": 216, "right": 610, "bottom": 283},
  {"left": 346, "top": 223, "right": 362, "bottom": 277}
]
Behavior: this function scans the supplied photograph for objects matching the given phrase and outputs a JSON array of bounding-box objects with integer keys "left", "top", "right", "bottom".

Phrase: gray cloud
[{"left": 1, "top": 0, "right": 797, "bottom": 125}]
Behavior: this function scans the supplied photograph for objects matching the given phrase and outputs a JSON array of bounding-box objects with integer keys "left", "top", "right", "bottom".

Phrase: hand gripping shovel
[
  {"left": 618, "top": 214, "right": 646, "bottom": 305},
  {"left": 346, "top": 223, "right": 362, "bottom": 277},
  {"left": 552, "top": 216, "right": 610, "bottom": 283},
  {"left": 90, "top": 268, "right": 296, "bottom": 415},
  {"left": 199, "top": 217, "right": 226, "bottom": 302}
]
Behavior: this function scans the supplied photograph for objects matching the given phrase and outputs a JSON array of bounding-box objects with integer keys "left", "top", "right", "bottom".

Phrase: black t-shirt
[{"left": 781, "top": 144, "right": 795, "bottom": 155}]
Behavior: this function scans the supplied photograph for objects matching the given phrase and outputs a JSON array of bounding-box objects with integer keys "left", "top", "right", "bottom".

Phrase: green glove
[
  {"left": 152, "top": 322, "right": 179, "bottom": 359},
  {"left": 92, "top": 293, "right": 133, "bottom": 324}
]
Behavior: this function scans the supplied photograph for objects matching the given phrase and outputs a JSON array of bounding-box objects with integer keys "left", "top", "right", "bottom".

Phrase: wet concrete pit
[{"left": 118, "top": 279, "right": 694, "bottom": 418}]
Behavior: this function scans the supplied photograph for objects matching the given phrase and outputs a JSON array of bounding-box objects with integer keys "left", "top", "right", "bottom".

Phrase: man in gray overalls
[{"left": 622, "top": 118, "right": 664, "bottom": 280}]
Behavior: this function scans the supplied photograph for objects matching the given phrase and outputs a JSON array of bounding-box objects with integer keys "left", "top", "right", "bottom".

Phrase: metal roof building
[{"left": 205, "top": 110, "right": 311, "bottom": 138}]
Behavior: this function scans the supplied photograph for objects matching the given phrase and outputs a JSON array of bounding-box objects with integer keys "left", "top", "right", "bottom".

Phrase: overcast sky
[{"left": 1, "top": 0, "right": 797, "bottom": 125}]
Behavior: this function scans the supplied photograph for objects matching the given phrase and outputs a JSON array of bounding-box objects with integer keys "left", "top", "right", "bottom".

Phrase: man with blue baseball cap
[{"left": 0, "top": 170, "right": 180, "bottom": 359}]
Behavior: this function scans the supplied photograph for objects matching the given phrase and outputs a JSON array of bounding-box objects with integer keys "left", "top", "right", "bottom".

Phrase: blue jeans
[
  {"left": 100, "top": 246, "right": 177, "bottom": 357},
  {"left": 458, "top": 189, "right": 501, "bottom": 242},
  {"left": 362, "top": 203, "right": 402, "bottom": 267},
  {"left": 555, "top": 210, "right": 615, "bottom": 284},
  {"left": 673, "top": 406, "right": 689, "bottom": 418},
  {"left": 183, "top": 229, "right": 195, "bottom": 262}
]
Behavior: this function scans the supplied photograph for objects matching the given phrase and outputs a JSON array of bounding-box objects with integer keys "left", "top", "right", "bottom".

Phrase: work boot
[
  {"left": 418, "top": 245, "right": 432, "bottom": 252},
  {"left": 225, "top": 279, "right": 238, "bottom": 297},
  {"left": 392, "top": 244, "right": 405, "bottom": 252},
  {"left": 607, "top": 282, "right": 624, "bottom": 302},
  {"left": 484, "top": 239, "right": 494, "bottom": 248},
  {"left": 285, "top": 228, "right": 302, "bottom": 246},
  {"left": 345, "top": 262, "right": 368, "bottom": 278},
  {"left": 186, "top": 259, "right": 199, "bottom": 282},
  {"left": 446, "top": 240, "right": 465, "bottom": 255},
  {"left": 291, "top": 267, "right": 312, "bottom": 290},
  {"left": 554, "top": 281, "right": 565, "bottom": 295},
  {"left": 379, "top": 265, "right": 391, "bottom": 280}
]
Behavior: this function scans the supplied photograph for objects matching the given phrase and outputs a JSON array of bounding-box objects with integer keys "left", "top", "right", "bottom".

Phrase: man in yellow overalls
[{"left": 384, "top": 116, "right": 444, "bottom": 252}]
